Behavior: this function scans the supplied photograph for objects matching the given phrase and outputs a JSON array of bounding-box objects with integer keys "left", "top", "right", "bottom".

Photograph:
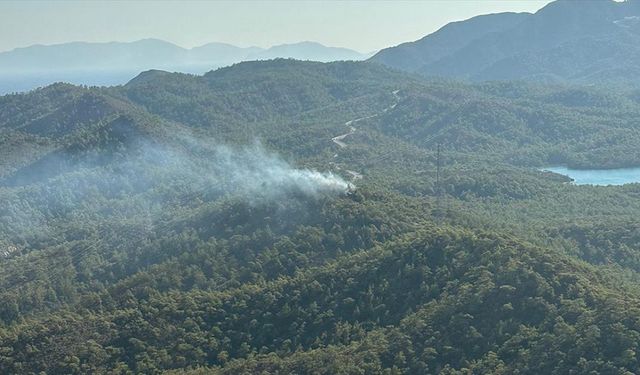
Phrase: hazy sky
[{"left": 0, "top": 0, "right": 553, "bottom": 53}]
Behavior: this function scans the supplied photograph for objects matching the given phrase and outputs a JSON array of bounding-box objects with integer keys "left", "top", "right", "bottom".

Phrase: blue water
[{"left": 543, "top": 166, "right": 640, "bottom": 186}]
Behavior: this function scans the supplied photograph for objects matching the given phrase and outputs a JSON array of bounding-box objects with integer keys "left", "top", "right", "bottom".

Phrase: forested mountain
[
  {"left": 371, "top": 0, "right": 640, "bottom": 85},
  {"left": 5, "top": 59, "right": 640, "bottom": 373},
  {"left": 0, "top": 40, "right": 370, "bottom": 94}
]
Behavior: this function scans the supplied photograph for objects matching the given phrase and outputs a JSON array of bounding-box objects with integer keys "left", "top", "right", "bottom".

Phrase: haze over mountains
[
  {"left": 0, "top": 39, "right": 372, "bottom": 94},
  {"left": 9, "top": 0, "right": 640, "bottom": 373},
  {"left": 371, "top": 0, "right": 640, "bottom": 85},
  {"left": 7, "top": 0, "right": 640, "bottom": 95}
]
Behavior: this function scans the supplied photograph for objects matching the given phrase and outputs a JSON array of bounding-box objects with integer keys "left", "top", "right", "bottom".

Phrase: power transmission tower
[{"left": 435, "top": 142, "right": 443, "bottom": 223}]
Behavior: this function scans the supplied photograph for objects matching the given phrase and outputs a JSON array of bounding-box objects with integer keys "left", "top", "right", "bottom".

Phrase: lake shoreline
[{"left": 541, "top": 166, "right": 640, "bottom": 186}]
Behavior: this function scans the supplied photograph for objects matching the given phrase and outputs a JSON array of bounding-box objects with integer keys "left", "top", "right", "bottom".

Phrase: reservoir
[{"left": 543, "top": 166, "right": 640, "bottom": 186}]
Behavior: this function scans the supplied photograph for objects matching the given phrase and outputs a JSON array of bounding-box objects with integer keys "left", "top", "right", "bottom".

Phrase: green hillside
[{"left": 3, "top": 60, "right": 640, "bottom": 373}]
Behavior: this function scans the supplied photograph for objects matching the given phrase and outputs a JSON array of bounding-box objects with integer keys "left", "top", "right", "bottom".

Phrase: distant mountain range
[
  {"left": 0, "top": 39, "right": 372, "bottom": 94},
  {"left": 371, "top": 0, "right": 640, "bottom": 86},
  {"left": 6, "top": 0, "right": 640, "bottom": 93}
]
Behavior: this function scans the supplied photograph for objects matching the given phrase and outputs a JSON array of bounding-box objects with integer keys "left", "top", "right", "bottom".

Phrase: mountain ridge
[
  {"left": 0, "top": 39, "right": 371, "bottom": 72},
  {"left": 0, "top": 39, "right": 373, "bottom": 94},
  {"left": 370, "top": 0, "right": 640, "bottom": 86}
]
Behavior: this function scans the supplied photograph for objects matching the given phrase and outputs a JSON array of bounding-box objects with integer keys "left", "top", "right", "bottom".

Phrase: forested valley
[{"left": 3, "top": 58, "right": 640, "bottom": 374}]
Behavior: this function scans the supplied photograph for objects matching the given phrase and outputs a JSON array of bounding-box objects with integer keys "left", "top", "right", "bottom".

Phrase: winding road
[{"left": 331, "top": 90, "right": 401, "bottom": 180}]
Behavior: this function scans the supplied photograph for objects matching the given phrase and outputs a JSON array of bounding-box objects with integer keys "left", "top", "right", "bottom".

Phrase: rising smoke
[
  {"left": 0, "top": 121, "right": 356, "bottom": 298},
  {"left": 210, "top": 142, "right": 353, "bottom": 198},
  {"left": 0, "top": 130, "right": 353, "bottom": 249},
  {"left": 158, "top": 128, "right": 354, "bottom": 200}
]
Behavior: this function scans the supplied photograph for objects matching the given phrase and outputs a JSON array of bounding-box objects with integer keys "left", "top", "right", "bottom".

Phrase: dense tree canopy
[{"left": 2, "top": 60, "right": 640, "bottom": 373}]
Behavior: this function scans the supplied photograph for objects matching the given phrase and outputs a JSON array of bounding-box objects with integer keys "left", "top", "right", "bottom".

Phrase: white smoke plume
[
  {"left": 0, "top": 131, "right": 354, "bottom": 246},
  {"left": 210, "top": 143, "right": 353, "bottom": 198}
]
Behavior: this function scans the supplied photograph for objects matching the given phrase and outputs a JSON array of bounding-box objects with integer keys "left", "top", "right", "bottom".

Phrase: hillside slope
[
  {"left": 371, "top": 0, "right": 640, "bottom": 85},
  {"left": 4, "top": 60, "right": 640, "bottom": 373},
  {"left": 5, "top": 227, "right": 640, "bottom": 374}
]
